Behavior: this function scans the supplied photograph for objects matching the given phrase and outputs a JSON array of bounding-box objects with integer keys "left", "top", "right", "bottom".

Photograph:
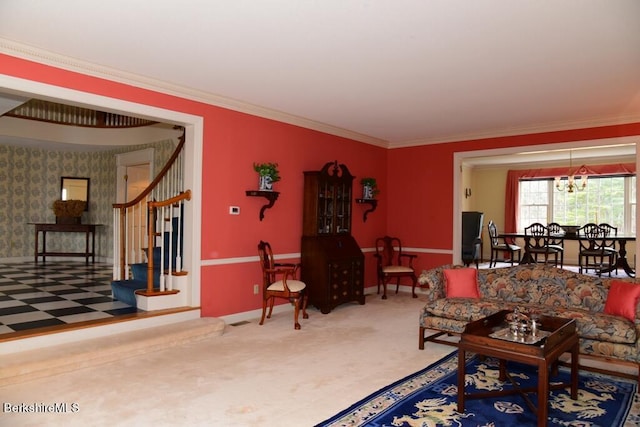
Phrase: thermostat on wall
[{"left": 229, "top": 206, "right": 240, "bottom": 215}]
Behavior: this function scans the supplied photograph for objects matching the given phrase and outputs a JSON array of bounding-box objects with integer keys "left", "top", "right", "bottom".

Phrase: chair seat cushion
[
  {"left": 529, "top": 247, "right": 561, "bottom": 253},
  {"left": 581, "top": 249, "right": 609, "bottom": 256},
  {"left": 494, "top": 243, "right": 521, "bottom": 251},
  {"left": 268, "top": 279, "right": 306, "bottom": 292},
  {"left": 382, "top": 265, "right": 414, "bottom": 274}
]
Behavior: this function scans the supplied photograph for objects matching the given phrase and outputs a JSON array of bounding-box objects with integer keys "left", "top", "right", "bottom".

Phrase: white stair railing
[
  {"left": 139, "top": 190, "right": 191, "bottom": 296},
  {"left": 112, "top": 130, "right": 186, "bottom": 282}
]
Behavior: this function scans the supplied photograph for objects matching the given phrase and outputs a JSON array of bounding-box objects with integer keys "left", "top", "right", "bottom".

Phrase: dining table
[
  {"left": 497, "top": 231, "right": 636, "bottom": 278},
  {"left": 595, "top": 235, "right": 636, "bottom": 277}
]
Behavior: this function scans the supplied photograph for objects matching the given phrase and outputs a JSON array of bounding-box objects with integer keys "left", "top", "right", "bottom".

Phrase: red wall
[
  {"left": 0, "top": 53, "right": 387, "bottom": 317},
  {"left": 3, "top": 53, "right": 640, "bottom": 317},
  {"left": 200, "top": 107, "right": 387, "bottom": 316}
]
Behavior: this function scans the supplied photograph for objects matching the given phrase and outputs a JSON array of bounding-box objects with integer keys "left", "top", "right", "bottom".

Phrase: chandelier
[{"left": 554, "top": 150, "right": 587, "bottom": 193}]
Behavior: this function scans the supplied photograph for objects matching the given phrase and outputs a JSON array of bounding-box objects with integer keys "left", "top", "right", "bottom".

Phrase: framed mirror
[{"left": 61, "top": 177, "right": 90, "bottom": 211}]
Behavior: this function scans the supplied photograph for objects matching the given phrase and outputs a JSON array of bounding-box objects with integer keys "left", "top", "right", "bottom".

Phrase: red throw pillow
[
  {"left": 444, "top": 268, "right": 480, "bottom": 298},
  {"left": 604, "top": 280, "right": 640, "bottom": 322}
]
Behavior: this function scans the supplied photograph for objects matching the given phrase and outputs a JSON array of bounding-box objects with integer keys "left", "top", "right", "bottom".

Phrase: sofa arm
[
  {"left": 634, "top": 303, "right": 640, "bottom": 361},
  {"left": 418, "top": 265, "right": 452, "bottom": 302}
]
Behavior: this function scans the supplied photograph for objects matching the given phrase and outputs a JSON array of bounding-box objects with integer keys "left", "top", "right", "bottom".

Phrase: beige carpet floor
[{"left": 1, "top": 291, "right": 453, "bottom": 427}]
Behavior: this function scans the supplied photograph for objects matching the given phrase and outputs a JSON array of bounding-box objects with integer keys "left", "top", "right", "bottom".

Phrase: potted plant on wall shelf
[
  {"left": 253, "top": 162, "right": 281, "bottom": 191},
  {"left": 360, "top": 177, "right": 379, "bottom": 199}
]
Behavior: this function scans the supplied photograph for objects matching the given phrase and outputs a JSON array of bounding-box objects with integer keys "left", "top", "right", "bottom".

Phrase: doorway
[
  {"left": 124, "top": 164, "right": 151, "bottom": 202},
  {"left": 116, "top": 148, "right": 154, "bottom": 204},
  {"left": 116, "top": 149, "right": 154, "bottom": 265},
  {"left": 452, "top": 138, "right": 638, "bottom": 266},
  {"left": 0, "top": 74, "right": 203, "bottom": 352}
]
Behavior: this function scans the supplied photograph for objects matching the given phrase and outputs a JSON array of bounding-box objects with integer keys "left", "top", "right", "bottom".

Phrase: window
[
  {"left": 519, "top": 180, "right": 550, "bottom": 226},
  {"left": 519, "top": 175, "right": 636, "bottom": 234}
]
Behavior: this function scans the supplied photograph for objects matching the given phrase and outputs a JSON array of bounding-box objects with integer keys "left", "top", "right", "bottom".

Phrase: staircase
[{"left": 111, "top": 128, "right": 192, "bottom": 311}]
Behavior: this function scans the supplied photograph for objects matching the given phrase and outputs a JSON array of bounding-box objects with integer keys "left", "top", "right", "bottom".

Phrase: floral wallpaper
[{"left": 0, "top": 139, "right": 177, "bottom": 261}]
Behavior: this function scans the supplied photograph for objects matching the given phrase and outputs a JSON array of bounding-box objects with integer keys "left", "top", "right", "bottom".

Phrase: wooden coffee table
[{"left": 457, "top": 310, "right": 579, "bottom": 427}]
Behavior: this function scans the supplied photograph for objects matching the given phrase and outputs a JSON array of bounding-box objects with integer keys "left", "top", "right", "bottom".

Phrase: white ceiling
[{"left": 0, "top": 1, "right": 639, "bottom": 149}]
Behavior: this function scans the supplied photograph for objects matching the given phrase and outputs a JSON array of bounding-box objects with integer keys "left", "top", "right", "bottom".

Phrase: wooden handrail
[
  {"left": 148, "top": 190, "right": 191, "bottom": 209},
  {"left": 112, "top": 127, "right": 185, "bottom": 210}
]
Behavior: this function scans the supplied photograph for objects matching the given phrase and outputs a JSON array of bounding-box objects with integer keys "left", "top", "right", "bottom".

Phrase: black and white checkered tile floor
[{"left": 0, "top": 261, "right": 140, "bottom": 335}]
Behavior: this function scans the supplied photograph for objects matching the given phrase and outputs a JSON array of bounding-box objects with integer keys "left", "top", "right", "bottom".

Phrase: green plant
[
  {"left": 360, "top": 177, "right": 380, "bottom": 197},
  {"left": 253, "top": 162, "right": 281, "bottom": 182}
]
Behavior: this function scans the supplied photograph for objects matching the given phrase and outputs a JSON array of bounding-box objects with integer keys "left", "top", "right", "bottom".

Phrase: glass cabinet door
[
  {"left": 335, "top": 180, "right": 351, "bottom": 233},
  {"left": 317, "top": 180, "right": 335, "bottom": 234}
]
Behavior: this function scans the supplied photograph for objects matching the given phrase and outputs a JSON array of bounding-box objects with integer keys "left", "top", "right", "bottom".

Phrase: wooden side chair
[
  {"left": 598, "top": 223, "right": 619, "bottom": 274},
  {"left": 524, "top": 222, "right": 562, "bottom": 267},
  {"left": 487, "top": 220, "right": 521, "bottom": 267},
  {"left": 546, "top": 222, "right": 565, "bottom": 268},
  {"left": 257, "top": 241, "right": 308, "bottom": 330},
  {"left": 374, "top": 236, "right": 417, "bottom": 299},
  {"left": 578, "top": 224, "right": 615, "bottom": 276}
]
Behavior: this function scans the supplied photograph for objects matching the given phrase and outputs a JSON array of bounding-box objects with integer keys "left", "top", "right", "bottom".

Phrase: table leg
[
  {"left": 519, "top": 236, "right": 536, "bottom": 264},
  {"left": 457, "top": 349, "right": 466, "bottom": 413},
  {"left": 570, "top": 343, "right": 578, "bottom": 400},
  {"left": 34, "top": 228, "right": 39, "bottom": 263},
  {"left": 499, "top": 359, "right": 507, "bottom": 381},
  {"left": 42, "top": 230, "right": 47, "bottom": 264},
  {"left": 537, "top": 361, "right": 549, "bottom": 427},
  {"left": 600, "top": 239, "right": 635, "bottom": 278},
  {"left": 91, "top": 228, "right": 96, "bottom": 264},
  {"left": 85, "top": 229, "right": 90, "bottom": 265},
  {"left": 615, "top": 240, "right": 635, "bottom": 278}
]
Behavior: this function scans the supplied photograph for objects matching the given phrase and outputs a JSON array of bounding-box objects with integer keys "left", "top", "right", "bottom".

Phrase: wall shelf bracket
[
  {"left": 246, "top": 190, "right": 279, "bottom": 221},
  {"left": 355, "top": 198, "right": 377, "bottom": 222}
]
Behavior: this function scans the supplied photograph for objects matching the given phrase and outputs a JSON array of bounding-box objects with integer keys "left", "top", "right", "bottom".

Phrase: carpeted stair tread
[{"left": 0, "top": 317, "right": 226, "bottom": 386}]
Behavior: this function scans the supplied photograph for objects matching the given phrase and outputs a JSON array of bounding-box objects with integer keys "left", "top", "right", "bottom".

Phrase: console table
[{"left": 29, "top": 223, "right": 101, "bottom": 264}]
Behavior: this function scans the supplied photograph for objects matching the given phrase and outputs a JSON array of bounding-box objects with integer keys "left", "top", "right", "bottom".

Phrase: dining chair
[
  {"left": 577, "top": 223, "right": 615, "bottom": 276},
  {"left": 524, "top": 222, "right": 562, "bottom": 267},
  {"left": 598, "top": 223, "right": 619, "bottom": 274},
  {"left": 374, "top": 236, "right": 418, "bottom": 299},
  {"left": 257, "top": 240, "right": 309, "bottom": 329},
  {"left": 546, "top": 222, "right": 565, "bottom": 268},
  {"left": 487, "top": 220, "right": 521, "bottom": 267}
]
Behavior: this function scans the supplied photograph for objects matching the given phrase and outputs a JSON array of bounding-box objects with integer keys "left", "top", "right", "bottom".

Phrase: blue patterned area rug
[{"left": 317, "top": 351, "right": 640, "bottom": 426}]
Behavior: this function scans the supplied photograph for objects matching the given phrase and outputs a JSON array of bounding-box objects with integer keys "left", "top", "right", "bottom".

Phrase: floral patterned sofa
[{"left": 418, "top": 264, "right": 640, "bottom": 375}]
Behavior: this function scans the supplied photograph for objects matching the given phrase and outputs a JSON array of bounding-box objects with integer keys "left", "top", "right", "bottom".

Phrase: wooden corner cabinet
[{"left": 301, "top": 161, "right": 365, "bottom": 314}]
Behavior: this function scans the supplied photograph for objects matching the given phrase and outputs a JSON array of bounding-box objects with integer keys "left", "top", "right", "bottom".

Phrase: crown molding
[
  {"left": 4, "top": 38, "right": 637, "bottom": 152},
  {"left": 0, "top": 38, "right": 389, "bottom": 148},
  {"left": 389, "top": 114, "right": 640, "bottom": 149}
]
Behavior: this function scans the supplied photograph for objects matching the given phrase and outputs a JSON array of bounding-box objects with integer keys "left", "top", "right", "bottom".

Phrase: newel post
[{"left": 147, "top": 203, "right": 155, "bottom": 294}]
